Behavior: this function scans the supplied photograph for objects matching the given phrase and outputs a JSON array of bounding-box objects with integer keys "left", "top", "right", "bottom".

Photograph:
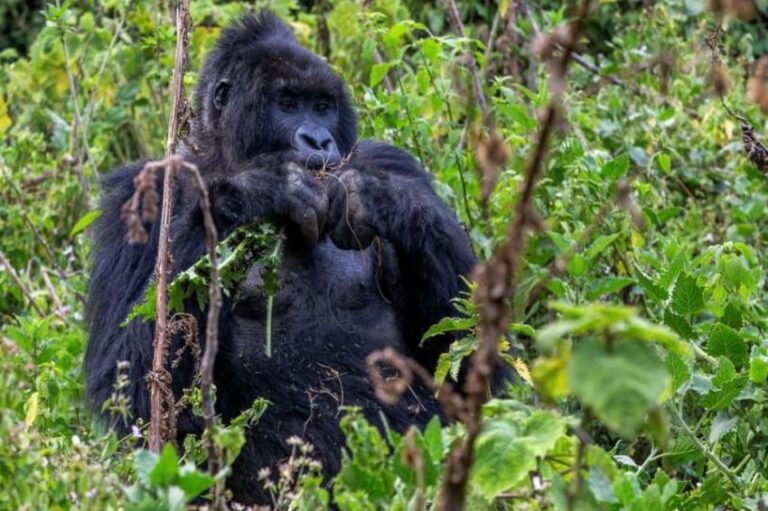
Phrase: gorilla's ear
[{"left": 213, "top": 79, "right": 231, "bottom": 110}]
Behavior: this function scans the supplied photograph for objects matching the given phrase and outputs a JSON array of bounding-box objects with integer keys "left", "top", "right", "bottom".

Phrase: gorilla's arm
[
  {"left": 85, "top": 157, "right": 326, "bottom": 431},
  {"left": 327, "top": 141, "right": 476, "bottom": 369}
]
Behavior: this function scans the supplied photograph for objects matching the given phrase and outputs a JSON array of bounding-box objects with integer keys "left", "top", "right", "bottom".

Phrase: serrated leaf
[
  {"left": 666, "top": 352, "right": 691, "bottom": 392},
  {"left": 707, "top": 323, "right": 748, "bottom": 367},
  {"left": 471, "top": 411, "right": 565, "bottom": 499},
  {"left": 659, "top": 252, "right": 686, "bottom": 289},
  {"left": 569, "top": 339, "right": 668, "bottom": 438},
  {"left": 700, "top": 358, "right": 747, "bottom": 410},
  {"left": 708, "top": 415, "right": 738, "bottom": 444},
  {"left": 671, "top": 274, "right": 704, "bottom": 317},
  {"left": 421, "top": 316, "right": 474, "bottom": 342},
  {"left": 635, "top": 266, "right": 668, "bottom": 301},
  {"left": 663, "top": 310, "right": 694, "bottom": 339},
  {"left": 585, "top": 276, "right": 634, "bottom": 300}
]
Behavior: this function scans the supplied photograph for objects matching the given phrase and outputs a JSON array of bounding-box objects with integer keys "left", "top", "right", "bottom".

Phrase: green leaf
[
  {"left": 707, "top": 323, "right": 748, "bottom": 367},
  {"left": 700, "top": 358, "right": 747, "bottom": 410},
  {"left": 176, "top": 464, "right": 214, "bottom": 498},
  {"left": 601, "top": 153, "right": 629, "bottom": 179},
  {"left": 585, "top": 276, "right": 634, "bottom": 300},
  {"left": 585, "top": 233, "right": 621, "bottom": 261},
  {"left": 749, "top": 355, "right": 768, "bottom": 383},
  {"left": 471, "top": 411, "right": 565, "bottom": 499},
  {"left": 370, "top": 62, "right": 392, "bottom": 87},
  {"left": 569, "top": 339, "right": 668, "bottom": 438},
  {"left": 588, "top": 467, "right": 617, "bottom": 503},
  {"left": 671, "top": 274, "right": 704, "bottom": 317},
  {"left": 666, "top": 352, "right": 691, "bottom": 392},
  {"left": 658, "top": 153, "right": 671, "bottom": 173},
  {"left": 663, "top": 310, "right": 694, "bottom": 339},
  {"left": 567, "top": 253, "right": 587, "bottom": 277},
  {"left": 421, "top": 316, "right": 474, "bottom": 342},
  {"left": 635, "top": 266, "right": 668, "bottom": 302},
  {"left": 69, "top": 210, "right": 100, "bottom": 237},
  {"left": 150, "top": 444, "right": 179, "bottom": 487},
  {"left": 659, "top": 252, "right": 686, "bottom": 289}
]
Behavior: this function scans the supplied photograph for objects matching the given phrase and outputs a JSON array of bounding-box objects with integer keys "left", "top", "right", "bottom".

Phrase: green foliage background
[{"left": 2, "top": 0, "right": 768, "bottom": 509}]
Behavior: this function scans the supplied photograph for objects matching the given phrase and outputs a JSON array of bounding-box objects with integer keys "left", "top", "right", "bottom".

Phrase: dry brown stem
[{"left": 436, "top": 2, "right": 592, "bottom": 509}]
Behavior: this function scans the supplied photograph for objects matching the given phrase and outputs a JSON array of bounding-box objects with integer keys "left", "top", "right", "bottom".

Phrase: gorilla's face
[
  {"left": 272, "top": 89, "right": 341, "bottom": 168},
  {"left": 192, "top": 13, "right": 357, "bottom": 170}
]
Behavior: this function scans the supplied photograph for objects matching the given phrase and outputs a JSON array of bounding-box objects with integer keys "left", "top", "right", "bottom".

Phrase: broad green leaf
[
  {"left": 585, "top": 276, "right": 634, "bottom": 300},
  {"left": 700, "top": 358, "right": 747, "bottom": 410},
  {"left": 635, "top": 266, "right": 668, "bottom": 301},
  {"left": 569, "top": 339, "right": 668, "bottom": 438},
  {"left": 369, "top": 62, "right": 392, "bottom": 87},
  {"left": 666, "top": 352, "right": 691, "bottom": 392},
  {"left": 567, "top": 253, "right": 587, "bottom": 277},
  {"left": 601, "top": 154, "right": 629, "bottom": 179},
  {"left": 707, "top": 323, "right": 748, "bottom": 367},
  {"left": 663, "top": 310, "right": 694, "bottom": 339},
  {"left": 150, "top": 444, "right": 180, "bottom": 487},
  {"left": 671, "top": 274, "right": 704, "bottom": 317},
  {"left": 471, "top": 411, "right": 565, "bottom": 499},
  {"left": 177, "top": 464, "right": 214, "bottom": 498},
  {"left": 588, "top": 467, "right": 617, "bottom": 503}
]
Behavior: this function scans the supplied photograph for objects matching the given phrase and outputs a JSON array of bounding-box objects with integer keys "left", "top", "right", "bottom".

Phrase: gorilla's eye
[
  {"left": 314, "top": 101, "right": 331, "bottom": 113},
  {"left": 279, "top": 98, "right": 299, "bottom": 113}
]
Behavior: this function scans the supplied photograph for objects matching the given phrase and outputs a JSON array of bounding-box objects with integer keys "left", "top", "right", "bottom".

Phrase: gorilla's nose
[{"left": 293, "top": 125, "right": 341, "bottom": 168}]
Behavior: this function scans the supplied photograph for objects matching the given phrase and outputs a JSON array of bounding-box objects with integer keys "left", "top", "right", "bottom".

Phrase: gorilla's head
[{"left": 190, "top": 11, "right": 357, "bottom": 169}]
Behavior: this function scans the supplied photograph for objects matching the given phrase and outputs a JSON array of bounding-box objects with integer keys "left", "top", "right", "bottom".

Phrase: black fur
[{"left": 85, "top": 11, "right": 476, "bottom": 505}]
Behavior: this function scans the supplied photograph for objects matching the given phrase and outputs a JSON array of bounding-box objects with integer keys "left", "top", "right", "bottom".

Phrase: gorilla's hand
[
  {"left": 326, "top": 168, "right": 377, "bottom": 250},
  {"left": 211, "top": 162, "right": 328, "bottom": 245}
]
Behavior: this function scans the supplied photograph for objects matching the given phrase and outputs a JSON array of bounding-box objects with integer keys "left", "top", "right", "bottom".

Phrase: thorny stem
[{"left": 436, "top": 2, "right": 592, "bottom": 509}]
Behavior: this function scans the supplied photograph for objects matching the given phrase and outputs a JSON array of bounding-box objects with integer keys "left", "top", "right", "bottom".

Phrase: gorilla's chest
[{"left": 230, "top": 240, "right": 401, "bottom": 364}]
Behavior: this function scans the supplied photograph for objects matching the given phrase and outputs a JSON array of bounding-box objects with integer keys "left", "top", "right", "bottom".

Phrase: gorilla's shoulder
[
  {"left": 101, "top": 159, "right": 153, "bottom": 193},
  {"left": 351, "top": 140, "right": 431, "bottom": 182}
]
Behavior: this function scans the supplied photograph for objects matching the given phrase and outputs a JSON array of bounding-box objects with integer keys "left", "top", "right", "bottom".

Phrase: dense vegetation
[{"left": 2, "top": 0, "right": 768, "bottom": 509}]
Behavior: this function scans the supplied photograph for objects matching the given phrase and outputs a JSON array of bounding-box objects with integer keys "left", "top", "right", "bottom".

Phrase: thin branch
[
  {"left": 671, "top": 405, "right": 739, "bottom": 488},
  {"left": 186, "top": 160, "right": 225, "bottom": 507},
  {"left": 148, "top": 0, "right": 192, "bottom": 453},
  {"left": 0, "top": 250, "right": 45, "bottom": 316},
  {"left": 436, "top": 2, "right": 592, "bottom": 509},
  {"left": 445, "top": 0, "right": 495, "bottom": 133},
  {"left": 59, "top": 24, "right": 100, "bottom": 208}
]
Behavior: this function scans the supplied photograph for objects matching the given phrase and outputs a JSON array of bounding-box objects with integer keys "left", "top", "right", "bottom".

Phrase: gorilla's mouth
[{"left": 302, "top": 151, "right": 341, "bottom": 170}]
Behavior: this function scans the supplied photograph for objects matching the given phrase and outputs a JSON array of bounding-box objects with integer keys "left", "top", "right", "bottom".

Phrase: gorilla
[{"left": 85, "top": 11, "right": 476, "bottom": 504}]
